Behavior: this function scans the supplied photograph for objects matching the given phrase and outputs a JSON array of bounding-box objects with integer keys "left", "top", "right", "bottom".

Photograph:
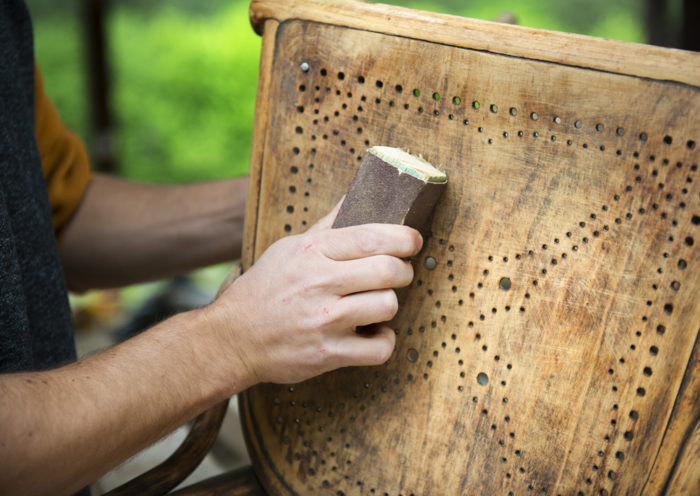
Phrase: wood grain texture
[
  {"left": 240, "top": 3, "right": 700, "bottom": 495},
  {"left": 249, "top": 0, "right": 700, "bottom": 87},
  {"left": 648, "top": 331, "right": 700, "bottom": 494},
  {"left": 664, "top": 419, "right": 700, "bottom": 494},
  {"left": 243, "top": 19, "right": 279, "bottom": 271}
]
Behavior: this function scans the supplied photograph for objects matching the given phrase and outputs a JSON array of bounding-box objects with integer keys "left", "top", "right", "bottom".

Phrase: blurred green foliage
[
  {"left": 30, "top": 0, "right": 259, "bottom": 183},
  {"left": 29, "top": 1, "right": 89, "bottom": 142},
  {"left": 29, "top": 0, "right": 646, "bottom": 184},
  {"left": 110, "top": 1, "right": 259, "bottom": 182},
  {"left": 379, "top": 0, "right": 646, "bottom": 43}
]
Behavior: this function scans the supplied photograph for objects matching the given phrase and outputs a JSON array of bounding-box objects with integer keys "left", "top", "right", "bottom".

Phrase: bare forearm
[
  {"left": 58, "top": 174, "right": 247, "bottom": 290},
  {"left": 0, "top": 308, "right": 245, "bottom": 496},
  {"left": 1, "top": 206, "right": 421, "bottom": 494}
]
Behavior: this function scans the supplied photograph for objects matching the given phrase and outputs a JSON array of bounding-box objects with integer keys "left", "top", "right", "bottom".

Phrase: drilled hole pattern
[{"left": 246, "top": 21, "right": 699, "bottom": 496}]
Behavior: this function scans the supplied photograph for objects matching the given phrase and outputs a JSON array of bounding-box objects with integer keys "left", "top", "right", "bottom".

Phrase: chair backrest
[{"left": 239, "top": 1, "right": 700, "bottom": 494}]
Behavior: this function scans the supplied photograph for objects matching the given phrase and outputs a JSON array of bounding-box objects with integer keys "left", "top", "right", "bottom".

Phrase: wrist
[{"left": 188, "top": 301, "right": 257, "bottom": 399}]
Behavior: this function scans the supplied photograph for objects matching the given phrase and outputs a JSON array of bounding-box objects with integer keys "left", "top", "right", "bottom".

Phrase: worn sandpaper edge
[{"left": 369, "top": 146, "right": 447, "bottom": 183}]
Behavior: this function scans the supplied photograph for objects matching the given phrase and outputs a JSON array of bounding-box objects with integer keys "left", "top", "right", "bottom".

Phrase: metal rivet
[
  {"left": 407, "top": 348, "right": 419, "bottom": 362},
  {"left": 300, "top": 62, "right": 309, "bottom": 72},
  {"left": 424, "top": 256, "right": 437, "bottom": 270}
]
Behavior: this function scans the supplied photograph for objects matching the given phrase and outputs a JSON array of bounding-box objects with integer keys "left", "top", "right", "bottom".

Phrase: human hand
[{"left": 210, "top": 201, "right": 422, "bottom": 386}]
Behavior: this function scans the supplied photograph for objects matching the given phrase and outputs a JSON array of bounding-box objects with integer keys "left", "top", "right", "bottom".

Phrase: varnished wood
[
  {"left": 241, "top": 1, "right": 700, "bottom": 494},
  {"left": 249, "top": 0, "right": 700, "bottom": 87},
  {"left": 106, "top": 401, "right": 229, "bottom": 496},
  {"left": 171, "top": 466, "right": 265, "bottom": 496}
]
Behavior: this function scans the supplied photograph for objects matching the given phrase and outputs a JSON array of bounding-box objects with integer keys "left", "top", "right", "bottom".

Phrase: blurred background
[{"left": 24, "top": 0, "right": 696, "bottom": 492}]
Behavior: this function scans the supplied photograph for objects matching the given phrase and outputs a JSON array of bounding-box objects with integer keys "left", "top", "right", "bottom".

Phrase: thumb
[{"left": 307, "top": 195, "right": 346, "bottom": 233}]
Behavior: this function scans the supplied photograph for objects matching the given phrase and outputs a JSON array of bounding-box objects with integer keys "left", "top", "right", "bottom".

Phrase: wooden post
[{"left": 82, "top": 0, "right": 116, "bottom": 173}]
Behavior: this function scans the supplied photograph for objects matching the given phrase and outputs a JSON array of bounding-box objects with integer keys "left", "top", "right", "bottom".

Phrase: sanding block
[{"left": 332, "top": 146, "right": 447, "bottom": 233}]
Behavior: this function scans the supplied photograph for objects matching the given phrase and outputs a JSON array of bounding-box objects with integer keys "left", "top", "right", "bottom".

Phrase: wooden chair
[{"left": 115, "top": 1, "right": 700, "bottom": 494}]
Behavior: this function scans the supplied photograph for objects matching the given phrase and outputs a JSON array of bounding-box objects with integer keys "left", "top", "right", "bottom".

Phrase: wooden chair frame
[{"left": 119, "top": 2, "right": 700, "bottom": 494}]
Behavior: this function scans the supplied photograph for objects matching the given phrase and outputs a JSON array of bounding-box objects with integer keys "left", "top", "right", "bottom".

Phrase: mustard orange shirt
[{"left": 34, "top": 64, "right": 91, "bottom": 236}]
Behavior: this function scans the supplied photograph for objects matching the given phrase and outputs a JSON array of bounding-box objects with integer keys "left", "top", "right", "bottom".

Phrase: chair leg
[
  {"left": 106, "top": 400, "right": 230, "bottom": 496},
  {"left": 169, "top": 465, "right": 265, "bottom": 496}
]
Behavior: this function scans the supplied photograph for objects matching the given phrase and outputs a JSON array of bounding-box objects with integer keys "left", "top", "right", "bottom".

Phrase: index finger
[{"left": 318, "top": 223, "right": 423, "bottom": 261}]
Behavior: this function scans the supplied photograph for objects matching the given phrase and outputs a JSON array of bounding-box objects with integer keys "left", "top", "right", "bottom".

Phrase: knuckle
[
  {"left": 354, "top": 228, "right": 381, "bottom": 256},
  {"left": 403, "top": 227, "right": 419, "bottom": 250},
  {"left": 317, "top": 342, "right": 339, "bottom": 362},
  {"left": 403, "top": 261, "right": 415, "bottom": 284},
  {"left": 376, "top": 257, "right": 409, "bottom": 287},
  {"left": 370, "top": 340, "right": 394, "bottom": 364},
  {"left": 301, "top": 239, "right": 316, "bottom": 254},
  {"left": 378, "top": 345, "right": 393, "bottom": 363},
  {"left": 300, "top": 272, "right": 332, "bottom": 294},
  {"left": 294, "top": 233, "right": 318, "bottom": 254},
  {"left": 310, "top": 304, "right": 340, "bottom": 330},
  {"left": 374, "top": 257, "right": 397, "bottom": 285},
  {"left": 381, "top": 290, "right": 399, "bottom": 318}
]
